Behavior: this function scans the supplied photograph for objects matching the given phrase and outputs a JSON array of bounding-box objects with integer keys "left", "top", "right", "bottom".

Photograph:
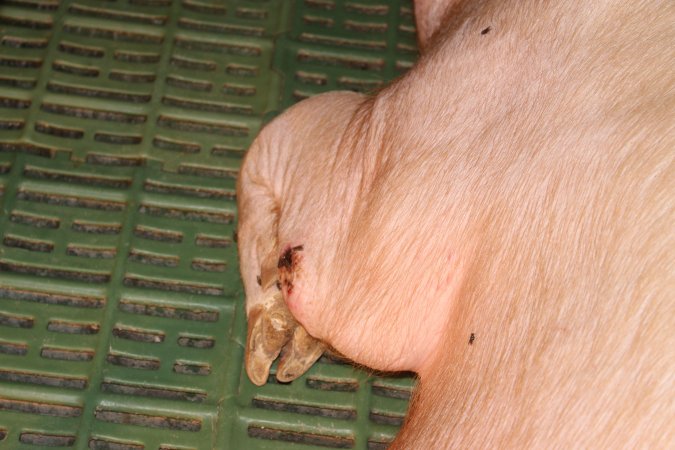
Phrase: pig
[{"left": 237, "top": 0, "right": 675, "bottom": 447}]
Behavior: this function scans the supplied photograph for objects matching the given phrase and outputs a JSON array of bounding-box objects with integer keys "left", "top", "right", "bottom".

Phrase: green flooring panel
[{"left": 0, "top": 0, "right": 418, "bottom": 448}]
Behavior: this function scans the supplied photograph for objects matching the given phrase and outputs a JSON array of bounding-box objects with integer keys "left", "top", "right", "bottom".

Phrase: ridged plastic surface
[{"left": 0, "top": 0, "right": 418, "bottom": 448}]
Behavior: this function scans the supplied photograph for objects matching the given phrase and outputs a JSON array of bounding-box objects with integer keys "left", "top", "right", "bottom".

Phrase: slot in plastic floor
[{"left": 0, "top": 0, "right": 418, "bottom": 448}]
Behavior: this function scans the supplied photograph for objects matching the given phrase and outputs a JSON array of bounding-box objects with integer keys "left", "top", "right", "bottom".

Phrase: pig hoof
[
  {"left": 277, "top": 325, "right": 326, "bottom": 383},
  {"left": 245, "top": 290, "right": 295, "bottom": 386},
  {"left": 245, "top": 285, "right": 324, "bottom": 385}
]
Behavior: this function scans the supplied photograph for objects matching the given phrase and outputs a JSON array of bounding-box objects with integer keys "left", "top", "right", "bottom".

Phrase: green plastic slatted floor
[{"left": 0, "top": 0, "right": 418, "bottom": 448}]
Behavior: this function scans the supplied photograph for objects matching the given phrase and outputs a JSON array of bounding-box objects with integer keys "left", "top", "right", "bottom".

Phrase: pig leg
[
  {"left": 237, "top": 161, "right": 325, "bottom": 385},
  {"left": 238, "top": 92, "right": 369, "bottom": 384}
]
